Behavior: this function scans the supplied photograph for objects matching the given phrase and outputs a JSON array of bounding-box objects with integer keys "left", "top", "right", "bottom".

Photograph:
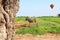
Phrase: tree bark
[{"left": 0, "top": 0, "right": 19, "bottom": 40}]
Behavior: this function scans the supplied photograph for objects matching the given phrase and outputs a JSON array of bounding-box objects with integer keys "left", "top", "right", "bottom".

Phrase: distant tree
[{"left": 58, "top": 14, "right": 60, "bottom": 17}]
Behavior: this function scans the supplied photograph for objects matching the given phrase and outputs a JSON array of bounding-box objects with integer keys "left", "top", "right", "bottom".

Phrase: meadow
[{"left": 15, "top": 16, "right": 60, "bottom": 35}]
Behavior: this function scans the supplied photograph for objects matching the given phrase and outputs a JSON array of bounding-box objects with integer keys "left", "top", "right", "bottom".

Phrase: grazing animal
[{"left": 25, "top": 16, "right": 38, "bottom": 27}]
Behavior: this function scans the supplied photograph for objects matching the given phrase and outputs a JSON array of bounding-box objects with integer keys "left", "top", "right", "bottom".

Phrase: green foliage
[
  {"left": 15, "top": 16, "right": 60, "bottom": 35},
  {"left": 16, "top": 27, "right": 47, "bottom": 35},
  {"left": 14, "top": 16, "right": 25, "bottom": 22}
]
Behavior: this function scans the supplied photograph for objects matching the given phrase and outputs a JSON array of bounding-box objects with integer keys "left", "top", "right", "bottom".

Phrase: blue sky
[{"left": 16, "top": 0, "right": 60, "bottom": 17}]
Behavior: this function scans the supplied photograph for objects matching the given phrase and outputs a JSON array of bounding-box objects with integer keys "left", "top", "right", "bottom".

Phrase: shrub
[{"left": 58, "top": 14, "right": 60, "bottom": 17}]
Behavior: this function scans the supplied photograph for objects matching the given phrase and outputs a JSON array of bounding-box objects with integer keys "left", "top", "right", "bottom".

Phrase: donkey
[{"left": 25, "top": 16, "right": 38, "bottom": 27}]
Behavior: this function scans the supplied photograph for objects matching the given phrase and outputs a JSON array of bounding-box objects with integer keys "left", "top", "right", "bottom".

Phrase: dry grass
[{"left": 14, "top": 21, "right": 30, "bottom": 29}]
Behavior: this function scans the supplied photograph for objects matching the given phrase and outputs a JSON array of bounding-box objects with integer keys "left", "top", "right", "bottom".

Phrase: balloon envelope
[{"left": 50, "top": 4, "right": 54, "bottom": 9}]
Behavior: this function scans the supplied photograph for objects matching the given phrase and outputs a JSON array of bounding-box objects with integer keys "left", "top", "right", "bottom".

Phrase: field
[{"left": 15, "top": 16, "right": 60, "bottom": 35}]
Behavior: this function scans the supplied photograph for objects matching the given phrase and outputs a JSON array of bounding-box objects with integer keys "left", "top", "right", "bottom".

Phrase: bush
[{"left": 58, "top": 14, "right": 60, "bottom": 17}]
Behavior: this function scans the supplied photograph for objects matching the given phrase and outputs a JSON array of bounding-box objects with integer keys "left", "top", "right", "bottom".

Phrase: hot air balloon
[{"left": 50, "top": 4, "right": 54, "bottom": 9}]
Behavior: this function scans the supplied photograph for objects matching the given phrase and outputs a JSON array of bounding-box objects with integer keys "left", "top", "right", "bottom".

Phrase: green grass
[{"left": 15, "top": 16, "right": 60, "bottom": 35}]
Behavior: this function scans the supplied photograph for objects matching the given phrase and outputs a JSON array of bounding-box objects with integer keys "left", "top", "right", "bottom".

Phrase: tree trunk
[{"left": 0, "top": 0, "right": 19, "bottom": 40}]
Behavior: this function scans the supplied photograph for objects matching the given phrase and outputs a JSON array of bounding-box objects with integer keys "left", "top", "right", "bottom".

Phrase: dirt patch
[{"left": 14, "top": 33, "right": 60, "bottom": 40}]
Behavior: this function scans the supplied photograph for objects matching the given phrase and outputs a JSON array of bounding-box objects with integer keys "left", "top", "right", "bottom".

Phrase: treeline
[{"left": 58, "top": 14, "right": 60, "bottom": 17}]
